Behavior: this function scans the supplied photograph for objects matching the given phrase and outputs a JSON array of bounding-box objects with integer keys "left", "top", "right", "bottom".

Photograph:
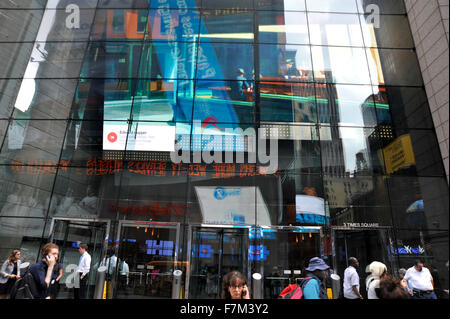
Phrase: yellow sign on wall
[{"left": 381, "top": 134, "right": 416, "bottom": 174}]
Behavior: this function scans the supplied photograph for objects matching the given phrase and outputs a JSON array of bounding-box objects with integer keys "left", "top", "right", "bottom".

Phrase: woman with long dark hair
[
  {"left": 222, "top": 271, "right": 250, "bottom": 299},
  {"left": 0, "top": 250, "right": 21, "bottom": 299}
]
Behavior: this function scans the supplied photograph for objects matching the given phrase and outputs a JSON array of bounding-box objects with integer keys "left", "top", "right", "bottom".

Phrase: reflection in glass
[
  {"left": 320, "top": 126, "right": 385, "bottom": 176},
  {"left": 91, "top": 9, "right": 149, "bottom": 41},
  {"left": 308, "top": 13, "right": 364, "bottom": 47},
  {"left": 260, "top": 44, "right": 312, "bottom": 81},
  {"left": 196, "top": 43, "right": 254, "bottom": 81},
  {"left": 201, "top": 10, "right": 253, "bottom": 43},
  {"left": 255, "top": 0, "right": 306, "bottom": 11},
  {"left": 258, "top": 11, "right": 309, "bottom": 45},
  {"left": 311, "top": 46, "right": 371, "bottom": 84},
  {"left": 306, "top": 0, "right": 359, "bottom": 13},
  {"left": 260, "top": 82, "right": 316, "bottom": 123},
  {"left": 366, "top": 48, "right": 423, "bottom": 86},
  {"left": 360, "top": 14, "right": 414, "bottom": 49},
  {"left": 81, "top": 42, "right": 143, "bottom": 78},
  {"left": 140, "top": 42, "right": 197, "bottom": 79},
  {"left": 194, "top": 80, "right": 254, "bottom": 124},
  {"left": 316, "top": 84, "right": 377, "bottom": 127},
  {"left": 148, "top": 9, "right": 200, "bottom": 42}
]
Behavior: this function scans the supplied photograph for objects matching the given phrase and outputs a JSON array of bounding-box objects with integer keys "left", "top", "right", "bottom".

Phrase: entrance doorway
[
  {"left": 49, "top": 218, "right": 110, "bottom": 299},
  {"left": 112, "top": 221, "right": 181, "bottom": 299},
  {"left": 186, "top": 225, "right": 250, "bottom": 299},
  {"left": 259, "top": 226, "right": 323, "bottom": 299},
  {"left": 331, "top": 226, "right": 398, "bottom": 298}
]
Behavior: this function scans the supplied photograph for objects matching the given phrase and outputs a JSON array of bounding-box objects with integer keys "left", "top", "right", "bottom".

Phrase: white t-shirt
[
  {"left": 343, "top": 266, "right": 360, "bottom": 299},
  {"left": 367, "top": 278, "right": 380, "bottom": 299},
  {"left": 404, "top": 266, "right": 433, "bottom": 291}
]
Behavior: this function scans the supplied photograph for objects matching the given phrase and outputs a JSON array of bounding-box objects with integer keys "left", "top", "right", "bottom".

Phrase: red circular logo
[{"left": 107, "top": 132, "right": 118, "bottom": 143}]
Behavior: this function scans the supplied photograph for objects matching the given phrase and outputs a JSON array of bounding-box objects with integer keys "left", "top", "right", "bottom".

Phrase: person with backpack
[
  {"left": 302, "top": 257, "right": 330, "bottom": 299},
  {"left": 0, "top": 250, "right": 22, "bottom": 299},
  {"left": 29, "top": 243, "right": 60, "bottom": 299}
]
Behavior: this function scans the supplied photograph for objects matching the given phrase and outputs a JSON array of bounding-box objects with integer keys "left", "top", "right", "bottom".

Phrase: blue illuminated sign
[
  {"left": 249, "top": 245, "right": 270, "bottom": 261},
  {"left": 296, "top": 213, "right": 329, "bottom": 225},
  {"left": 146, "top": 240, "right": 174, "bottom": 256}
]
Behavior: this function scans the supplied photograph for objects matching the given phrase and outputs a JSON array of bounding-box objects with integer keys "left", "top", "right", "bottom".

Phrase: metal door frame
[
  {"left": 185, "top": 224, "right": 253, "bottom": 299},
  {"left": 330, "top": 226, "right": 396, "bottom": 276},
  {"left": 49, "top": 217, "right": 111, "bottom": 261},
  {"left": 113, "top": 221, "right": 181, "bottom": 298}
]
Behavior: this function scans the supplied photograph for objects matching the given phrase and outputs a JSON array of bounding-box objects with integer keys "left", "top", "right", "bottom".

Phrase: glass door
[
  {"left": 112, "top": 221, "right": 180, "bottom": 299},
  {"left": 49, "top": 218, "right": 109, "bottom": 299},
  {"left": 187, "top": 225, "right": 250, "bottom": 299},
  {"left": 257, "top": 226, "right": 323, "bottom": 299},
  {"left": 331, "top": 226, "right": 398, "bottom": 298}
]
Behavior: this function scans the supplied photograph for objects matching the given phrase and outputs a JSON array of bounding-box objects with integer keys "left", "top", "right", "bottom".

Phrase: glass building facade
[{"left": 0, "top": 0, "right": 448, "bottom": 299}]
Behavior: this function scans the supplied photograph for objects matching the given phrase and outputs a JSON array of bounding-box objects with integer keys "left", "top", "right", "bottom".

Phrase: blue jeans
[{"left": 412, "top": 291, "right": 437, "bottom": 299}]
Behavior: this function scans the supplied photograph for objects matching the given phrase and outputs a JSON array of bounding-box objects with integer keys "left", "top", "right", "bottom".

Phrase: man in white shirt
[
  {"left": 75, "top": 243, "right": 91, "bottom": 299},
  {"left": 404, "top": 259, "right": 436, "bottom": 299},
  {"left": 343, "top": 257, "right": 364, "bottom": 299}
]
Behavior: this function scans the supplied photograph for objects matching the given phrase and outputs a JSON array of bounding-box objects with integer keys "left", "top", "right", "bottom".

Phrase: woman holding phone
[{"left": 222, "top": 271, "right": 250, "bottom": 299}]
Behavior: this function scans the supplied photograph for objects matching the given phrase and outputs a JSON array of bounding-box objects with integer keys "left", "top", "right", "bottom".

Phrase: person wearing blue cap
[{"left": 302, "top": 257, "right": 330, "bottom": 299}]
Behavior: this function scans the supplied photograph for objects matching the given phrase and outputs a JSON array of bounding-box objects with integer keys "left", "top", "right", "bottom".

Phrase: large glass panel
[
  {"left": 361, "top": 14, "right": 414, "bottom": 49},
  {"left": 308, "top": 13, "right": 364, "bottom": 47},
  {"left": 131, "top": 79, "right": 194, "bottom": 122},
  {"left": 387, "top": 176, "right": 449, "bottom": 231},
  {"left": 148, "top": 9, "right": 200, "bottom": 42},
  {"left": 316, "top": 84, "right": 377, "bottom": 127},
  {"left": 196, "top": 42, "right": 254, "bottom": 81},
  {"left": 11, "top": 79, "right": 78, "bottom": 120},
  {"left": 320, "top": 126, "right": 386, "bottom": 175},
  {"left": 373, "top": 86, "right": 434, "bottom": 129},
  {"left": 139, "top": 42, "right": 197, "bottom": 79},
  {"left": 260, "top": 44, "right": 312, "bottom": 81},
  {"left": 255, "top": 0, "right": 306, "bottom": 11},
  {"left": 306, "top": 0, "right": 359, "bottom": 13},
  {"left": 0, "top": 80, "right": 20, "bottom": 119},
  {"left": 200, "top": 10, "right": 253, "bottom": 43},
  {"left": 51, "top": 167, "right": 121, "bottom": 220},
  {"left": 74, "top": 79, "right": 137, "bottom": 121},
  {"left": 0, "top": 119, "right": 67, "bottom": 165},
  {"left": 194, "top": 80, "right": 255, "bottom": 124},
  {"left": 357, "top": 0, "right": 406, "bottom": 14},
  {"left": 114, "top": 223, "right": 179, "bottom": 299},
  {"left": 0, "top": 9, "right": 44, "bottom": 42},
  {"left": 256, "top": 173, "right": 325, "bottom": 226},
  {"left": 81, "top": 42, "right": 144, "bottom": 79},
  {"left": 380, "top": 129, "right": 446, "bottom": 177},
  {"left": 311, "top": 46, "right": 371, "bottom": 84},
  {"left": 258, "top": 11, "right": 309, "bottom": 45},
  {"left": 59, "top": 120, "right": 116, "bottom": 167},
  {"left": 91, "top": 9, "right": 149, "bottom": 41},
  {"left": 0, "top": 42, "right": 35, "bottom": 79},
  {"left": 23, "top": 41, "right": 88, "bottom": 79},
  {"left": 260, "top": 82, "right": 316, "bottom": 123},
  {"left": 366, "top": 48, "right": 424, "bottom": 86}
]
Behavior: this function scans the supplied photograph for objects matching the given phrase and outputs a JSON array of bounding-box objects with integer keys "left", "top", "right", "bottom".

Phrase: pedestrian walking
[
  {"left": 404, "top": 259, "right": 437, "bottom": 299},
  {"left": 0, "top": 250, "right": 22, "bottom": 299},
  {"left": 75, "top": 243, "right": 91, "bottom": 299},
  {"left": 343, "top": 257, "right": 363, "bottom": 299},
  {"left": 30, "top": 243, "right": 60, "bottom": 299}
]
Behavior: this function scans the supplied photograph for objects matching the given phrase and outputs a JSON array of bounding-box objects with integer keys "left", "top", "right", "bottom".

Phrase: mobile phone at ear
[{"left": 242, "top": 288, "right": 247, "bottom": 298}]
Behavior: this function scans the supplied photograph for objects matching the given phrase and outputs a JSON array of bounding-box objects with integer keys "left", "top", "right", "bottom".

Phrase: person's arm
[
  {"left": 56, "top": 266, "right": 63, "bottom": 282},
  {"left": 351, "top": 272, "right": 363, "bottom": 299},
  {"left": 44, "top": 256, "right": 56, "bottom": 288},
  {"left": 0, "top": 261, "right": 11, "bottom": 279},
  {"left": 81, "top": 255, "right": 91, "bottom": 278}
]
